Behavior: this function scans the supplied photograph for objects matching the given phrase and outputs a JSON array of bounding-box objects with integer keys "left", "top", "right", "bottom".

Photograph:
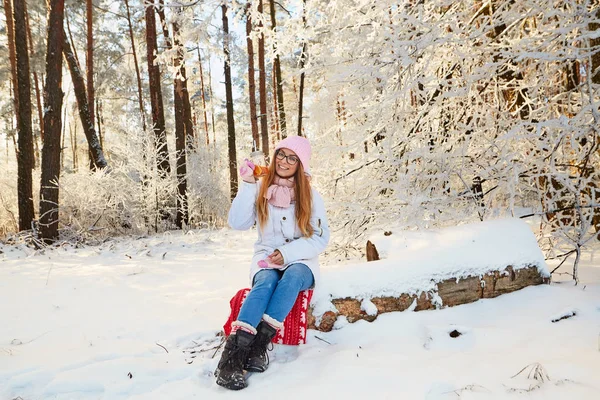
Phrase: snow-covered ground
[{"left": 1, "top": 223, "right": 599, "bottom": 399}]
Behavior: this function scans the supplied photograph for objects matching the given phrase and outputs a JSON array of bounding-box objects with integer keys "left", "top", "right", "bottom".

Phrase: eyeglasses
[{"left": 275, "top": 150, "right": 299, "bottom": 165}]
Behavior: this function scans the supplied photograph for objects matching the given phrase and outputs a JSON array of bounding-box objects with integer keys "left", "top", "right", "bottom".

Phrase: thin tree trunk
[
  {"left": 96, "top": 97, "right": 103, "bottom": 150},
  {"left": 145, "top": 1, "right": 171, "bottom": 176},
  {"left": 60, "top": 103, "right": 66, "bottom": 170},
  {"left": 13, "top": 0, "right": 35, "bottom": 231},
  {"left": 269, "top": 0, "right": 286, "bottom": 138},
  {"left": 173, "top": 66, "right": 188, "bottom": 228},
  {"left": 39, "top": 0, "right": 65, "bottom": 243},
  {"left": 65, "top": 10, "right": 97, "bottom": 169},
  {"left": 69, "top": 121, "right": 76, "bottom": 170},
  {"left": 197, "top": 48, "right": 210, "bottom": 146},
  {"left": 297, "top": 0, "right": 307, "bottom": 137},
  {"left": 25, "top": 2, "right": 43, "bottom": 164},
  {"left": 61, "top": 91, "right": 68, "bottom": 169},
  {"left": 63, "top": 29, "right": 107, "bottom": 169},
  {"left": 124, "top": 0, "right": 147, "bottom": 132},
  {"left": 156, "top": 1, "right": 172, "bottom": 47},
  {"left": 222, "top": 2, "right": 238, "bottom": 200},
  {"left": 207, "top": 54, "right": 216, "bottom": 146},
  {"left": 65, "top": 13, "right": 80, "bottom": 68},
  {"left": 172, "top": 12, "right": 194, "bottom": 152},
  {"left": 157, "top": 2, "right": 189, "bottom": 227},
  {"left": 86, "top": 0, "right": 94, "bottom": 130},
  {"left": 181, "top": 72, "right": 195, "bottom": 150},
  {"left": 3, "top": 0, "right": 18, "bottom": 116},
  {"left": 272, "top": 67, "right": 280, "bottom": 142},
  {"left": 246, "top": 3, "right": 259, "bottom": 151},
  {"left": 258, "top": 0, "right": 269, "bottom": 156},
  {"left": 86, "top": 0, "right": 96, "bottom": 170}
]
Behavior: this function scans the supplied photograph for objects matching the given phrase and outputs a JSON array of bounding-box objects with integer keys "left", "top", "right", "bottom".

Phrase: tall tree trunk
[
  {"left": 96, "top": 97, "right": 103, "bottom": 149},
  {"left": 272, "top": 68, "right": 280, "bottom": 142},
  {"left": 258, "top": 0, "right": 269, "bottom": 156},
  {"left": 173, "top": 66, "right": 188, "bottom": 228},
  {"left": 13, "top": 0, "right": 35, "bottom": 231},
  {"left": 39, "top": 0, "right": 65, "bottom": 244},
  {"left": 172, "top": 11, "right": 194, "bottom": 152},
  {"left": 65, "top": 13, "right": 80, "bottom": 68},
  {"left": 197, "top": 48, "right": 210, "bottom": 146},
  {"left": 297, "top": 0, "right": 307, "bottom": 137},
  {"left": 86, "top": 0, "right": 94, "bottom": 131},
  {"left": 174, "top": 69, "right": 188, "bottom": 227},
  {"left": 222, "top": 2, "right": 238, "bottom": 200},
  {"left": 25, "top": 2, "right": 43, "bottom": 164},
  {"left": 63, "top": 30, "right": 107, "bottom": 170},
  {"left": 86, "top": 0, "right": 95, "bottom": 170},
  {"left": 157, "top": 3, "right": 190, "bottom": 228},
  {"left": 181, "top": 72, "right": 195, "bottom": 149},
  {"left": 246, "top": 3, "right": 259, "bottom": 151},
  {"left": 3, "top": 0, "right": 18, "bottom": 116},
  {"left": 69, "top": 120, "right": 77, "bottom": 170},
  {"left": 124, "top": 0, "right": 147, "bottom": 133},
  {"left": 145, "top": 1, "right": 171, "bottom": 176},
  {"left": 269, "top": 0, "right": 286, "bottom": 138},
  {"left": 61, "top": 104, "right": 66, "bottom": 170},
  {"left": 207, "top": 54, "right": 216, "bottom": 146}
]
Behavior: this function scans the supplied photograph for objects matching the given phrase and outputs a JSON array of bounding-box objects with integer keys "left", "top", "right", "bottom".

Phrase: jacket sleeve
[
  {"left": 227, "top": 181, "right": 258, "bottom": 230},
  {"left": 277, "top": 190, "right": 330, "bottom": 263}
]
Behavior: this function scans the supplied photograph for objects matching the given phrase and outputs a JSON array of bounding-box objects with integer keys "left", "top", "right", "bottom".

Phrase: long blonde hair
[{"left": 257, "top": 156, "right": 314, "bottom": 237}]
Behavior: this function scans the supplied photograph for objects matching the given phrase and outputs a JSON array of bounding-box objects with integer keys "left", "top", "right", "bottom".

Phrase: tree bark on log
[{"left": 307, "top": 265, "right": 549, "bottom": 332}]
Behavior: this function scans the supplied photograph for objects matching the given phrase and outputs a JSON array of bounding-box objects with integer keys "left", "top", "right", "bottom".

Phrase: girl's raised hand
[{"left": 239, "top": 159, "right": 256, "bottom": 183}]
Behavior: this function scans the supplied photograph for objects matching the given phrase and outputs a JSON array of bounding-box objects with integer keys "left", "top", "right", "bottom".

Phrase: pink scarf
[{"left": 265, "top": 176, "right": 295, "bottom": 208}]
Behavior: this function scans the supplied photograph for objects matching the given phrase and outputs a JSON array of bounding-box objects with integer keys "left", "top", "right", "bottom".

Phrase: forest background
[{"left": 0, "top": 0, "right": 599, "bottom": 282}]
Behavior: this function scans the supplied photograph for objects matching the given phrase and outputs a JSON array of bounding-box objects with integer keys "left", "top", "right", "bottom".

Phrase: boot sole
[{"left": 216, "top": 376, "right": 247, "bottom": 390}]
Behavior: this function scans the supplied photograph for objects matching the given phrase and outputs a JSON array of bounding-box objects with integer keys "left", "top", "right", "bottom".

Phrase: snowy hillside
[{"left": 1, "top": 224, "right": 599, "bottom": 399}]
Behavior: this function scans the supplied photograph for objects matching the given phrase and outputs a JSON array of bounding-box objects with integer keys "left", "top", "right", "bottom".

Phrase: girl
[{"left": 215, "top": 136, "right": 330, "bottom": 390}]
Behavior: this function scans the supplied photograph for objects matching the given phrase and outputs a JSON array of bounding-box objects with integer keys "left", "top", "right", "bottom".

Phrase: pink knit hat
[{"left": 274, "top": 136, "right": 312, "bottom": 175}]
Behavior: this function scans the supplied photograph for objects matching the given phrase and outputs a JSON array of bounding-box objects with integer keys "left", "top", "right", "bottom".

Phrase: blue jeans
[{"left": 237, "top": 263, "right": 314, "bottom": 327}]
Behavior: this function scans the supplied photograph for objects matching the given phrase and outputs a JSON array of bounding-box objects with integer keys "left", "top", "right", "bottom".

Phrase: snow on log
[{"left": 308, "top": 219, "right": 550, "bottom": 332}]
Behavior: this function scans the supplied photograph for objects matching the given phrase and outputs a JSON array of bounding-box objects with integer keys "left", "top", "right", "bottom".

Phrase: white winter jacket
[{"left": 228, "top": 180, "right": 330, "bottom": 287}]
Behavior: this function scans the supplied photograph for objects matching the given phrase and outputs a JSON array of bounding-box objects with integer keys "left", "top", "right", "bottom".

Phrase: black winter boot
[
  {"left": 215, "top": 330, "right": 255, "bottom": 390},
  {"left": 245, "top": 321, "right": 278, "bottom": 373}
]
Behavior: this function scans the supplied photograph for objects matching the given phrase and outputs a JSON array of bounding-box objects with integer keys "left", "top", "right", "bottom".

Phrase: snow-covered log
[{"left": 308, "top": 219, "right": 550, "bottom": 332}]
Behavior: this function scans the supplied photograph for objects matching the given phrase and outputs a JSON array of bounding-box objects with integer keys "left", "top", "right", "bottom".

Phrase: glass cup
[{"left": 249, "top": 151, "right": 268, "bottom": 177}]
